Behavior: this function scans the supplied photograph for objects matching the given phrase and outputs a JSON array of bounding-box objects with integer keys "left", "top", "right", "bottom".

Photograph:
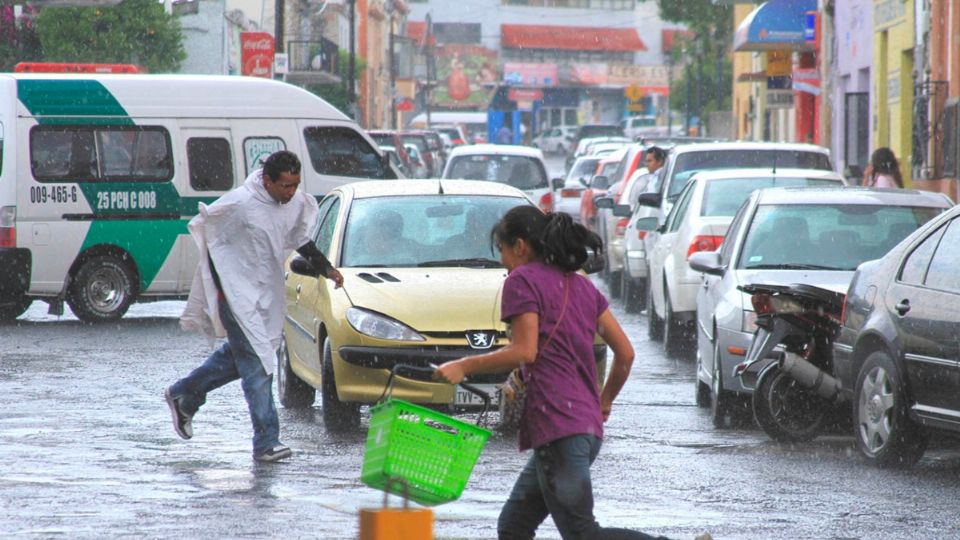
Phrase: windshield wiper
[
  {"left": 417, "top": 258, "right": 503, "bottom": 268},
  {"left": 745, "top": 263, "right": 843, "bottom": 271}
]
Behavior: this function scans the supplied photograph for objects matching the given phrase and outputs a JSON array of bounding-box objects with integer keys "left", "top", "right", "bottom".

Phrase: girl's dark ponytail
[{"left": 540, "top": 212, "right": 603, "bottom": 272}]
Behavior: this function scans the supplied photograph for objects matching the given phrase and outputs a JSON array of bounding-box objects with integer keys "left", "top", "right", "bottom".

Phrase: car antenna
[
  {"left": 772, "top": 148, "right": 778, "bottom": 175},
  {"left": 438, "top": 179, "right": 444, "bottom": 194}
]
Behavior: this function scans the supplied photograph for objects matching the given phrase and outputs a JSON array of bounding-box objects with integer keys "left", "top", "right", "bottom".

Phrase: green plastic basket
[{"left": 361, "top": 398, "right": 491, "bottom": 506}]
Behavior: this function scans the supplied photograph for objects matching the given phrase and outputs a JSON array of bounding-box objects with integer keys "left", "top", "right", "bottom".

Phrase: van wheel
[
  {"left": 277, "top": 334, "right": 315, "bottom": 408},
  {"left": 0, "top": 296, "right": 32, "bottom": 321},
  {"left": 67, "top": 255, "right": 136, "bottom": 323},
  {"left": 321, "top": 337, "right": 360, "bottom": 431}
]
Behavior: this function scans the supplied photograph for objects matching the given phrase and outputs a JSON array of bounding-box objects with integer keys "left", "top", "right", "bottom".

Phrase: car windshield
[
  {"left": 444, "top": 154, "right": 549, "bottom": 190},
  {"left": 701, "top": 177, "right": 842, "bottom": 217},
  {"left": 668, "top": 150, "right": 833, "bottom": 199},
  {"left": 738, "top": 204, "right": 942, "bottom": 271},
  {"left": 341, "top": 195, "right": 527, "bottom": 267}
]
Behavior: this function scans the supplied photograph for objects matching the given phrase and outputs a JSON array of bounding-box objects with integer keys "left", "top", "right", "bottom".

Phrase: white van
[{"left": 0, "top": 73, "right": 397, "bottom": 322}]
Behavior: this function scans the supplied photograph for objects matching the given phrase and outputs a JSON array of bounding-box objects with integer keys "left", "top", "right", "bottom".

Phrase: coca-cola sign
[{"left": 241, "top": 32, "right": 275, "bottom": 78}]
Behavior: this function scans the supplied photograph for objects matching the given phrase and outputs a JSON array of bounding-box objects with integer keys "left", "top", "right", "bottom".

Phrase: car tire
[
  {"left": 695, "top": 349, "right": 711, "bottom": 408},
  {"left": 321, "top": 337, "right": 360, "bottom": 431},
  {"left": 854, "top": 351, "right": 927, "bottom": 468},
  {"left": 606, "top": 270, "right": 622, "bottom": 299},
  {"left": 663, "top": 288, "right": 686, "bottom": 358},
  {"left": 620, "top": 272, "right": 645, "bottom": 314},
  {"left": 752, "top": 364, "right": 826, "bottom": 442},
  {"left": 0, "top": 296, "right": 32, "bottom": 321},
  {"left": 710, "top": 340, "right": 736, "bottom": 429},
  {"left": 276, "top": 334, "right": 315, "bottom": 409},
  {"left": 646, "top": 278, "right": 664, "bottom": 341},
  {"left": 66, "top": 254, "right": 136, "bottom": 323}
]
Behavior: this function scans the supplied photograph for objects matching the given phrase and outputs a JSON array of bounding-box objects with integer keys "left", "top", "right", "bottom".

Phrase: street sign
[
  {"left": 624, "top": 84, "right": 645, "bottom": 102},
  {"left": 241, "top": 32, "right": 275, "bottom": 78},
  {"left": 767, "top": 89, "right": 795, "bottom": 109}
]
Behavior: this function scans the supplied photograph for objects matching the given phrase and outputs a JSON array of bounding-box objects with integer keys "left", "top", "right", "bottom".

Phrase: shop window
[{"left": 942, "top": 98, "right": 960, "bottom": 178}]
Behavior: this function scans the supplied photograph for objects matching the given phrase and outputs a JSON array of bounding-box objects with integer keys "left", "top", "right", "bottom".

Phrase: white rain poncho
[{"left": 180, "top": 169, "right": 319, "bottom": 375}]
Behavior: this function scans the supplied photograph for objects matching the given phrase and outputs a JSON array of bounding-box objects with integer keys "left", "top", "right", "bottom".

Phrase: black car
[{"left": 833, "top": 200, "right": 960, "bottom": 468}]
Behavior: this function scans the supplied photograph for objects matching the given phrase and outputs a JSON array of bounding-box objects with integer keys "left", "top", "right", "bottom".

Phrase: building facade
[{"left": 825, "top": 0, "right": 872, "bottom": 178}]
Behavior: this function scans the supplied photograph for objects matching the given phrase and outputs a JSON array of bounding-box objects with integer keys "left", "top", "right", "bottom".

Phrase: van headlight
[{"left": 346, "top": 307, "right": 425, "bottom": 341}]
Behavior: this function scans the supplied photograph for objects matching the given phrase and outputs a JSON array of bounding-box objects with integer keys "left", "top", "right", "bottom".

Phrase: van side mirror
[
  {"left": 636, "top": 192, "right": 662, "bottom": 208},
  {"left": 688, "top": 251, "right": 725, "bottom": 276},
  {"left": 612, "top": 204, "right": 632, "bottom": 217},
  {"left": 289, "top": 255, "right": 321, "bottom": 278},
  {"left": 594, "top": 196, "right": 614, "bottom": 210},
  {"left": 551, "top": 177, "right": 565, "bottom": 190}
]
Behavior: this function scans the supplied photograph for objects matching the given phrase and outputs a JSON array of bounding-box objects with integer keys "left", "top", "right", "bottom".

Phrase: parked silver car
[{"left": 688, "top": 187, "right": 951, "bottom": 428}]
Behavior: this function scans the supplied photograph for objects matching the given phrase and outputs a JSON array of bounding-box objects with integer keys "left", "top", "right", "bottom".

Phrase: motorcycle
[{"left": 735, "top": 283, "right": 848, "bottom": 442}]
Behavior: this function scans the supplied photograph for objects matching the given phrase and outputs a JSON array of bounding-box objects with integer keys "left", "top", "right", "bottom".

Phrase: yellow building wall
[
  {"left": 732, "top": 4, "right": 755, "bottom": 140},
  {"left": 872, "top": 0, "right": 914, "bottom": 186}
]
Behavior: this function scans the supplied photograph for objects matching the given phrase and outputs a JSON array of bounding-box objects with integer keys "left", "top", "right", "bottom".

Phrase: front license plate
[{"left": 454, "top": 384, "right": 501, "bottom": 407}]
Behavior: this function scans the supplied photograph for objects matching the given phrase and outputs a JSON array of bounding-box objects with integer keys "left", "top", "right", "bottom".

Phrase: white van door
[{"left": 177, "top": 127, "right": 237, "bottom": 292}]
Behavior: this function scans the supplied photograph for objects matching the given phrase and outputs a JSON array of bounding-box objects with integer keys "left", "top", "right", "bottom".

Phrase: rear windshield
[
  {"left": 444, "top": 154, "right": 549, "bottom": 190},
  {"left": 567, "top": 158, "right": 601, "bottom": 182},
  {"left": 737, "top": 204, "right": 941, "bottom": 271},
  {"left": 702, "top": 177, "right": 842, "bottom": 217},
  {"left": 668, "top": 149, "right": 833, "bottom": 199},
  {"left": 369, "top": 134, "right": 393, "bottom": 147},
  {"left": 401, "top": 135, "right": 428, "bottom": 154}
]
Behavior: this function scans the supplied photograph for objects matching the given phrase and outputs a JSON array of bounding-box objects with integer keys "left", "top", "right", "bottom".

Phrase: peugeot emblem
[{"left": 466, "top": 330, "right": 495, "bottom": 350}]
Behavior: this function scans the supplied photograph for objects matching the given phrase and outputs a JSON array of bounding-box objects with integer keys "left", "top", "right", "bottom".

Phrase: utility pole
[
  {"left": 348, "top": 0, "right": 356, "bottom": 118},
  {"left": 274, "top": 0, "right": 284, "bottom": 54},
  {"left": 424, "top": 12, "right": 434, "bottom": 128},
  {"left": 389, "top": 16, "right": 397, "bottom": 129}
]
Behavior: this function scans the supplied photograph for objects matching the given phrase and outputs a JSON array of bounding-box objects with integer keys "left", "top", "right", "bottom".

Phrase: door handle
[
  {"left": 895, "top": 299, "right": 910, "bottom": 316},
  {"left": 296, "top": 284, "right": 302, "bottom": 294}
]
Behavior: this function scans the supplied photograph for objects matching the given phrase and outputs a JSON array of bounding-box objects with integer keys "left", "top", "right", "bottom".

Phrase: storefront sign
[
  {"left": 607, "top": 64, "right": 670, "bottom": 87},
  {"left": 569, "top": 64, "right": 609, "bottom": 85},
  {"left": 240, "top": 32, "right": 275, "bottom": 78},
  {"left": 507, "top": 88, "right": 544, "bottom": 102},
  {"left": 766, "top": 51, "right": 792, "bottom": 77},
  {"left": 432, "top": 44, "right": 498, "bottom": 108},
  {"left": 767, "top": 89, "right": 795, "bottom": 109},
  {"left": 503, "top": 63, "right": 558, "bottom": 87}
]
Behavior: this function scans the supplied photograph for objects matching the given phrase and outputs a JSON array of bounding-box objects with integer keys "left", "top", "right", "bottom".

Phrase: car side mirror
[
  {"left": 612, "top": 204, "right": 632, "bottom": 217},
  {"left": 688, "top": 251, "right": 725, "bottom": 276},
  {"left": 635, "top": 217, "right": 659, "bottom": 231},
  {"left": 582, "top": 248, "right": 605, "bottom": 274},
  {"left": 551, "top": 177, "right": 565, "bottom": 190},
  {"left": 592, "top": 175, "right": 610, "bottom": 190},
  {"left": 289, "top": 255, "right": 321, "bottom": 278},
  {"left": 636, "top": 192, "right": 662, "bottom": 208},
  {"left": 594, "top": 196, "right": 614, "bottom": 210}
]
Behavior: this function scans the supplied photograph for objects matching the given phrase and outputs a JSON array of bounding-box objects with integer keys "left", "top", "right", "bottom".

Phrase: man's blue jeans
[
  {"left": 497, "top": 434, "right": 669, "bottom": 540},
  {"left": 169, "top": 297, "right": 281, "bottom": 455}
]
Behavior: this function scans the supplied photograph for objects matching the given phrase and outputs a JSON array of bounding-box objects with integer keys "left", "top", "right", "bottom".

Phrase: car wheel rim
[
  {"left": 87, "top": 267, "right": 126, "bottom": 312},
  {"left": 858, "top": 366, "right": 895, "bottom": 453}
]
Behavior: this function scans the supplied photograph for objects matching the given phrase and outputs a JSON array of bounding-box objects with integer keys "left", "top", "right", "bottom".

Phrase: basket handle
[
  {"left": 382, "top": 476, "right": 411, "bottom": 509},
  {"left": 378, "top": 363, "right": 491, "bottom": 426}
]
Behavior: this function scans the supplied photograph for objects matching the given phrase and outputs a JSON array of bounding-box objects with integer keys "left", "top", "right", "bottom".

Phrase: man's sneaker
[
  {"left": 164, "top": 387, "right": 193, "bottom": 440},
  {"left": 255, "top": 445, "right": 293, "bottom": 462}
]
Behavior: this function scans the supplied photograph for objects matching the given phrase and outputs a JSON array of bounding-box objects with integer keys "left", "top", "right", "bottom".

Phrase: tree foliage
[
  {"left": 0, "top": 7, "right": 42, "bottom": 71},
  {"left": 35, "top": 0, "right": 185, "bottom": 73},
  {"left": 305, "top": 50, "right": 367, "bottom": 118}
]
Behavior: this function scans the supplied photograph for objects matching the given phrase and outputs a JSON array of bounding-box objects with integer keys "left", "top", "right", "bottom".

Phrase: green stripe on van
[
  {"left": 17, "top": 80, "right": 134, "bottom": 125},
  {"left": 78, "top": 182, "right": 182, "bottom": 217},
  {"left": 80, "top": 219, "right": 187, "bottom": 292}
]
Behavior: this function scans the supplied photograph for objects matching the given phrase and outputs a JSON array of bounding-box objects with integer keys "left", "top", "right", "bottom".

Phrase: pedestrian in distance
[
  {"left": 862, "top": 147, "right": 904, "bottom": 188},
  {"left": 165, "top": 150, "right": 344, "bottom": 463},
  {"left": 435, "top": 206, "right": 692, "bottom": 540},
  {"left": 498, "top": 124, "right": 514, "bottom": 145}
]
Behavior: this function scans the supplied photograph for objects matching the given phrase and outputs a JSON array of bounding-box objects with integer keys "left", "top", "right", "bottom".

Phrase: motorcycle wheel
[{"left": 753, "top": 365, "right": 827, "bottom": 442}]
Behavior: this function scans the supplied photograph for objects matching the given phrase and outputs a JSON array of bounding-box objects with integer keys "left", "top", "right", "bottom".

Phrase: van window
[
  {"left": 304, "top": 126, "right": 394, "bottom": 179},
  {"left": 187, "top": 137, "right": 234, "bottom": 191},
  {"left": 31, "top": 126, "right": 173, "bottom": 182},
  {"left": 243, "top": 137, "right": 286, "bottom": 175}
]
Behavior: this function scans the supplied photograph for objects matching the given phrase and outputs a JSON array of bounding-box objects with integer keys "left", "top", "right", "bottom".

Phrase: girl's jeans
[
  {"left": 497, "top": 434, "right": 669, "bottom": 540},
  {"left": 169, "top": 297, "right": 281, "bottom": 455}
]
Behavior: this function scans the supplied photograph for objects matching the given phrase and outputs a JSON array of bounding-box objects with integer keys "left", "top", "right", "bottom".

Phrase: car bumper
[
  {"left": 673, "top": 277, "right": 701, "bottom": 314},
  {"left": 624, "top": 248, "right": 648, "bottom": 280},
  {"left": 608, "top": 238, "right": 625, "bottom": 273},
  {"left": 716, "top": 326, "right": 758, "bottom": 395},
  {"left": 554, "top": 198, "right": 583, "bottom": 222}
]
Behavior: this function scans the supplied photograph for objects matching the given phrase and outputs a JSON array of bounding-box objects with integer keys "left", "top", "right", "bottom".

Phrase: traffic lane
[{"left": 4, "top": 298, "right": 960, "bottom": 539}]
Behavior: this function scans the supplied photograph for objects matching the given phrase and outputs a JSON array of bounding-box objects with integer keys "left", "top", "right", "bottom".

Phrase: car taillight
[
  {"left": 637, "top": 230, "right": 647, "bottom": 240},
  {"left": 453, "top": 138, "right": 464, "bottom": 145},
  {"left": 539, "top": 192, "right": 554, "bottom": 213},
  {"left": 686, "top": 235, "right": 723, "bottom": 259},
  {"left": 615, "top": 217, "right": 629, "bottom": 237},
  {"left": 0, "top": 206, "right": 16, "bottom": 248},
  {"left": 560, "top": 188, "right": 582, "bottom": 198}
]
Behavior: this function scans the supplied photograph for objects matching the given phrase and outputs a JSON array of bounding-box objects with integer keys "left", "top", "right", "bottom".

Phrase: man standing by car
[{"left": 165, "top": 150, "right": 344, "bottom": 462}]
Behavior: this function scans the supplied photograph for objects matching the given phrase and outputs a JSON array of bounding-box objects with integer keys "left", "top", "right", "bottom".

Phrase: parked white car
[
  {"left": 593, "top": 167, "right": 650, "bottom": 298},
  {"left": 534, "top": 126, "right": 576, "bottom": 154},
  {"left": 644, "top": 169, "right": 848, "bottom": 357},
  {"left": 443, "top": 144, "right": 555, "bottom": 212},
  {"left": 556, "top": 156, "right": 602, "bottom": 222}
]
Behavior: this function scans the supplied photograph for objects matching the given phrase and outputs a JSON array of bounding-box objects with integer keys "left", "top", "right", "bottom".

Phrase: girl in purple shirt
[{"left": 436, "top": 206, "right": 672, "bottom": 540}]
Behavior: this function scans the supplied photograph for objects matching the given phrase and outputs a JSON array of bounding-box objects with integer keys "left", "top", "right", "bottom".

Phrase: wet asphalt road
[{"left": 4, "top": 280, "right": 960, "bottom": 540}]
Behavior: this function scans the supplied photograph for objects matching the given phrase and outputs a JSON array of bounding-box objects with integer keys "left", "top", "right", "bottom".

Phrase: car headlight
[
  {"left": 741, "top": 310, "right": 758, "bottom": 333},
  {"left": 346, "top": 307, "right": 425, "bottom": 341}
]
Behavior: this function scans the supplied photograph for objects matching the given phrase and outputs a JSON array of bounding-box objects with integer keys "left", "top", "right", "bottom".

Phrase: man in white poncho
[{"left": 164, "top": 151, "right": 343, "bottom": 462}]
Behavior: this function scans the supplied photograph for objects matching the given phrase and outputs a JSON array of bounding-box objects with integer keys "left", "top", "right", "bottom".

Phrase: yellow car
[{"left": 280, "top": 179, "right": 606, "bottom": 431}]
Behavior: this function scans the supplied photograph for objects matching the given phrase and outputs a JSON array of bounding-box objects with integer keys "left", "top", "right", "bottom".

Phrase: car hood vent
[
  {"left": 357, "top": 272, "right": 384, "bottom": 283},
  {"left": 376, "top": 272, "right": 401, "bottom": 282}
]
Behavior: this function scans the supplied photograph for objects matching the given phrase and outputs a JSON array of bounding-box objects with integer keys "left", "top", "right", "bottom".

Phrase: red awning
[
  {"left": 501, "top": 24, "right": 646, "bottom": 52},
  {"left": 661, "top": 29, "right": 694, "bottom": 54}
]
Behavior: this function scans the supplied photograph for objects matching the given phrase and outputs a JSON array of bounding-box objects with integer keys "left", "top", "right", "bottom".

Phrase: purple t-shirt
[{"left": 500, "top": 261, "right": 609, "bottom": 451}]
